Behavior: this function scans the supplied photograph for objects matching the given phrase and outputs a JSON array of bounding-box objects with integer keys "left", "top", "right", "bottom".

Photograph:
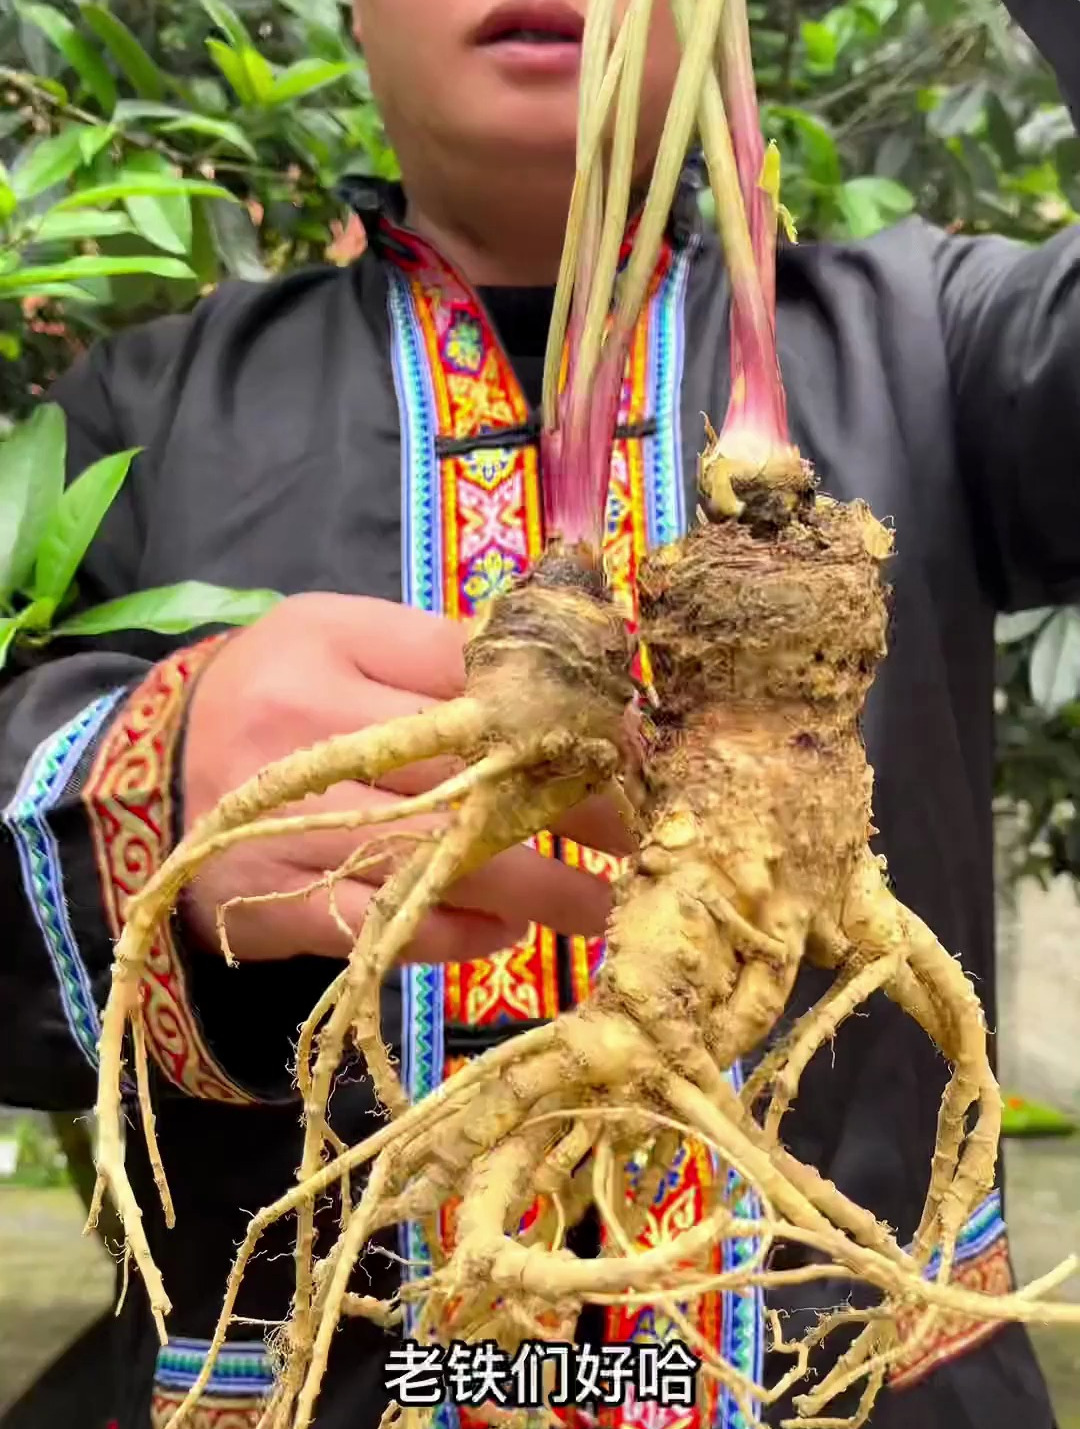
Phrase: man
[{"left": 2, "top": 1, "right": 1078, "bottom": 1426}]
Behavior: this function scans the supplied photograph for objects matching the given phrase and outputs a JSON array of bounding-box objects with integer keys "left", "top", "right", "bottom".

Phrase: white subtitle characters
[{"left": 382, "top": 1339, "right": 702, "bottom": 1410}]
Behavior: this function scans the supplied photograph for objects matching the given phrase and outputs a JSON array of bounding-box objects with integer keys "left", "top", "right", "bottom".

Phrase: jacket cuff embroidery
[
  {"left": 3, "top": 687, "right": 130, "bottom": 1074},
  {"left": 151, "top": 1336, "right": 273, "bottom": 1427},
  {"left": 82, "top": 636, "right": 257, "bottom": 1105},
  {"left": 888, "top": 1188, "right": 1011, "bottom": 1390}
]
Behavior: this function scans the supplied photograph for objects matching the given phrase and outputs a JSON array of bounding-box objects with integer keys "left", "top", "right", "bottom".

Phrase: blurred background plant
[{"left": 0, "top": 0, "right": 1077, "bottom": 887}]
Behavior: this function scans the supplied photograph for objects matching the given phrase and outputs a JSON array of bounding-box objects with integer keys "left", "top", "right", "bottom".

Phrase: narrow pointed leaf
[
  {"left": 995, "top": 608, "right": 1052, "bottom": 645},
  {"left": 158, "top": 115, "right": 257, "bottom": 159},
  {"left": 206, "top": 197, "right": 269, "bottom": 280},
  {"left": 53, "top": 176, "right": 237, "bottom": 209},
  {"left": 266, "top": 59, "right": 355, "bottom": 106},
  {"left": 10, "top": 127, "right": 90, "bottom": 202},
  {"left": 0, "top": 619, "right": 16, "bottom": 671},
  {"left": 32, "top": 447, "right": 140, "bottom": 606},
  {"left": 0, "top": 404, "right": 66, "bottom": 602},
  {"left": 32, "top": 207, "right": 134, "bottom": 242},
  {"left": 111, "top": 102, "right": 257, "bottom": 159},
  {"left": 4, "top": 282, "right": 97, "bottom": 302},
  {"left": 207, "top": 41, "right": 275, "bottom": 106},
  {"left": 16, "top": 3, "right": 117, "bottom": 114},
  {"left": 200, "top": 0, "right": 250, "bottom": 48},
  {"left": 50, "top": 581, "right": 281, "bottom": 638},
  {"left": 78, "top": 4, "right": 167, "bottom": 100},
  {"left": 0, "top": 255, "right": 194, "bottom": 291},
  {"left": 121, "top": 152, "right": 192, "bottom": 255},
  {"left": 1030, "top": 609, "right": 1080, "bottom": 715}
]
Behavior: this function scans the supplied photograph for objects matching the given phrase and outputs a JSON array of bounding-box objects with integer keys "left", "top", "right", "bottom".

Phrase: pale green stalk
[
  {"left": 613, "top": 0, "right": 728, "bottom": 339},
  {"left": 573, "top": 0, "right": 655, "bottom": 401},
  {"left": 541, "top": 0, "right": 624, "bottom": 431}
]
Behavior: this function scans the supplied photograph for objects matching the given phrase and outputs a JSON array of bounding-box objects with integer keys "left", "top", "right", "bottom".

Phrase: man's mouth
[
  {"left": 473, "top": 2, "right": 584, "bottom": 48},
  {"left": 491, "top": 28, "right": 576, "bottom": 42}
]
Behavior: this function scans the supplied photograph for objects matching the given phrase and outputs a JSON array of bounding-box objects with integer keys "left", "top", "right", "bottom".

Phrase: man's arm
[
  {"left": 0, "top": 320, "right": 238, "bottom": 1111},
  {"left": 925, "top": 0, "right": 1080, "bottom": 614},
  {"left": 933, "top": 221, "right": 1080, "bottom": 614},
  {"left": 1, "top": 305, "right": 628, "bottom": 1115},
  {"left": 1001, "top": 0, "right": 1080, "bottom": 128}
]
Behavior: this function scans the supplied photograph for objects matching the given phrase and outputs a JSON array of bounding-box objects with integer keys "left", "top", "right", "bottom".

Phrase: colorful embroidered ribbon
[{"left": 385, "top": 216, "right": 765, "bottom": 1429}]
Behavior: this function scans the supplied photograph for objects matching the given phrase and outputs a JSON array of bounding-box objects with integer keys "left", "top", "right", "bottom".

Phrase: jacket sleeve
[
  {"left": 1000, "top": 0, "right": 1080, "bottom": 128},
  {"left": 0, "top": 320, "right": 259, "bottom": 1113},
  {"left": 933, "top": 0, "right": 1080, "bottom": 613},
  {"left": 933, "top": 221, "right": 1080, "bottom": 614}
]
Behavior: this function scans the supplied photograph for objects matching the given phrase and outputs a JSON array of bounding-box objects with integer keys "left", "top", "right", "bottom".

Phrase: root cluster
[{"left": 89, "top": 504, "right": 1080, "bottom": 1429}]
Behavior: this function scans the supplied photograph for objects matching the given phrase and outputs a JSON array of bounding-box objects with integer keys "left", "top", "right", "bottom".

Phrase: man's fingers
[
  {"left": 323, "top": 596, "right": 468, "bottom": 702},
  {"left": 441, "top": 843, "right": 613, "bottom": 939},
  {"left": 344, "top": 677, "right": 465, "bottom": 797},
  {"left": 242, "top": 775, "right": 620, "bottom": 941},
  {"left": 207, "top": 856, "right": 526, "bottom": 965},
  {"left": 269, "top": 780, "right": 611, "bottom": 939},
  {"left": 318, "top": 878, "right": 528, "bottom": 965},
  {"left": 550, "top": 791, "right": 637, "bottom": 858},
  {"left": 261, "top": 780, "right": 448, "bottom": 878}
]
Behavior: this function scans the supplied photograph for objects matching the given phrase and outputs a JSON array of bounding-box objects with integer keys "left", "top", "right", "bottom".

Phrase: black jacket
[{"left": 4, "top": 6, "right": 1080, "bottom": 1423}]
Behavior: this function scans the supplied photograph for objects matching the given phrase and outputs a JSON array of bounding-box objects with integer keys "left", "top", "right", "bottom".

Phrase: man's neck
[{"left": 400, "top": 161, "right": 573, "bottom": 288}]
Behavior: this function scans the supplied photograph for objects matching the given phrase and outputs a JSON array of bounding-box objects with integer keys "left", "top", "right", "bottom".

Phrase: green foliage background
[{"left": 1, "top": 0, "right": 1079, "bottom": 884}]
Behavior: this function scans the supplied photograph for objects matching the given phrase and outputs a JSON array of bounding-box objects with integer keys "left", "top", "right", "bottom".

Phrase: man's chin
[{"left": 466, "top": 115, "right": 579, "bottom": 168}]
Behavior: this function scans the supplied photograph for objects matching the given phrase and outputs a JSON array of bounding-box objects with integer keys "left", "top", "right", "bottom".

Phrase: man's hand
[{"left": 181, "top": 594, "right": 634, "bottom": 964}]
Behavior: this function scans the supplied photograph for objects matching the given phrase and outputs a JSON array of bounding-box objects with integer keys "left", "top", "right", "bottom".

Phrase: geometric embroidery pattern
[
  {"left": 889, "top": 1189, "right": 1011, "bottom": 1390},
  {"left": 81, "top": 635, "right": 254, "bottom": 1104},
  {"left": 2, "top": 687, "right": 129, "bottom": 1070}
]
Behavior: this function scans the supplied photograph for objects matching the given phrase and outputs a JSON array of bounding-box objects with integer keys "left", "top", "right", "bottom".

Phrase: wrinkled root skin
[{"left": 94, "top": 513, "right": 1076, "bottom": 1429}]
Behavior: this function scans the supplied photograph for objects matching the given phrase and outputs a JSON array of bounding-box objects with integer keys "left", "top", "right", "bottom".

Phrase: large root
[{"left": 92, "top": 509, "right": 1080, "bottom": 1429}]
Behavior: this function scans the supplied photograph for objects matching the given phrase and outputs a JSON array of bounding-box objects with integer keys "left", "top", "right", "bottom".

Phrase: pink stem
[{"left": 717, "top": 0, "right": 789, "bottom": 450}]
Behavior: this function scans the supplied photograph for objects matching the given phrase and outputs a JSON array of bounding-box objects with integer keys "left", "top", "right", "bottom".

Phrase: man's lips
[{"left": 472, "top": 1, "right": 584, "bottom": 47}]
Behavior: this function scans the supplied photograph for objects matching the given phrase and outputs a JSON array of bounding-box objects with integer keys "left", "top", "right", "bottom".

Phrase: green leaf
[
  {"left": 835, "top": 176, "right": 915, "bottom": 238},
  {"left": 1001, "top": 1094, "right": 1077, "bottom": 1139},
  {"left": 996, "top": 608, "right": 1052, "bottom": 645},
  {"left": 206, "top": 196, "right": 270, "bottom": 280},
  {"left": 765, "top": 105, "right": 841, "bottom": 188},
  {"left": 278, "top": 0, "right": 343, "bottom": 28},
  {"left": 16, "top": 3, "right": 117, "bottom": 114},
  {"left": 15, "top": 597, "right": 58, "bottom": 633},
  {"left": 0, "top": 333, "right": 22, "bottom": 361},
  {"left": 32, "top": 206, "right": 133, "bottom": 242},
  {"left": 10, "top": 127, "right": 92, "bottom": 202},
  {"left": 111, "top": 101, "right": 258, "bottom": 159},
  {"left": 1030, "top": 610, "right": 1080, "bottom": 715},
  {"left": 266, "top": 59, "right": 355, "bottom": 106},
  {"left": 121, "top": 152, "right": 192, "bottom": 255},
  {"left": 51, "top": 580, "right": 281, "bottom": 638},
  {"left": 985, "top": 93, "right": 1021, "bottom": 169},
  {"left": 32, "top": 447, "right": 140, "bottom": 606},
  {"left": 200, "top": 0, "right": 251, "bottom": 48},
  {"left": 158, "top": 115, "right": 257, "bottom": 159},
  {"left": 0, "top": 254, "right": 194, "bottom": 291},
  {"left": 0, "top": 175, "right": 16, "bottom": 224},
  {"left": 929, "top": 81, "right": 989, "bottom": 141},
  {"left": 76, "top": 124, "right": 115, "bottom": 165},
  {"left": 800, "top": 21, "right": 837, "bottom": 74},
  {"left": 207, "top": 40, "right": 276, "bottom": 107},
  {"left": 52, "top": 175, "right": 238, "bottom": 209},
  {"left": 0, "top": 404, "right": 66, "bottom": 603},
  {"left": 6, "top": 281, "right": 97, "bottom": 302},
  {"left": 78, "top": 4, "right": 167, "bottom": 101},
  {"left": 0, "top": 619, "right": 16, "bottom": 671}
]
